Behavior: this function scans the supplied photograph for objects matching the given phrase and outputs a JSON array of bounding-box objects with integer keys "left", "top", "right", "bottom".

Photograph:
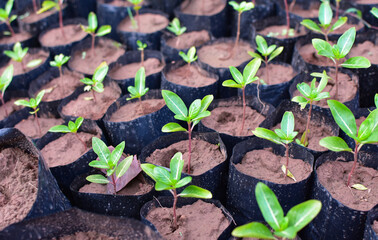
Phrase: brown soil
[
  {"left": 145, "top": 139, "right": 225, "bottom": 175},
  {"left": 356, "top": 116, "right": 366, "bottom": 126},
  {"left": 0, "top": 97, "right": 27, "bottom": 121},
  {"left": 21, "top": 5, "right": 67, "bottom": 23},
  {"left": 356, "top": 0, "right": 378, "bottom": 3},
  {"left": 201, "top": 105, "right": 266, "bottom": 137},
  {"left": 0, "top": 50, "right": 49, "bottom": 76},
  {"left": 166, "top": 30, "right": 210, "bottom": 49},
  {"left": 331, "top": 22, "right": 364, "bottom": 35},
  {"left": 236, "top": 148, "right": 312, "bottom": 184},
  {"left": 166, "top": 64, "right": 217, "bottom": 87},
  {"left": 198, "top": 41, "right": 253, "bottom": 68},
  {"left": 146, "top": 200, "right": 229, "bottom": 240},
  {"left": 0, "top": 32, "right": 31, "bottom": 44},
  {"left": 69, "top": 38, "right": 125, "bottom": 75},
  {"left": 109, "top": 58, "right": 164, "bottom": 80},
  {"left": 349, "top": 41, "right": 378, "bottom": 65},
  {"left": 0, "top": 148, "right": 38, "bottom": 230},
  {"left": 258, "top": 64, "right": 295, "bottom": 85},
  {"left": 15, "top": 115, "right": 64, "bottom": 139},
  {"left": 180, "top": 0, "right": 226, "bottom": 16},
  {"left": 52, "top": 231, "right": 119, "bottom": 240},
  {"left": 317, "top": 160, "right": 378, "bottom": 211},
  {"left": 109, "top": 99, "right": 165, "bottom": 122},
  {"left": 373, "top": 220, "right": 378, "bottom": 234},
  {"left": 258, "top": 25, "right": 307, "bottom": 39},
  {"left": 118, "top": 13, "right": 169, "bottom": 34},
  {"left": 40, "top": 71, "right": 83, "bottom": 102},
  {"left": 61, "top": 82, "right": 121, "bottom": 120},
  {"left": 290, "top": 2, "right": 320, "bottom": 18},
  {"left": 41, "top": 132, "right": 98, "bottom": 168},
  {"left": 39, "top": 24, "right": 88, "bottom": 46}
]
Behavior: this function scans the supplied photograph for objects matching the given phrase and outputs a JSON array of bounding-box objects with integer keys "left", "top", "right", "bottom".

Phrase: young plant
[
  {"left": 248, "top": 35, "right": 284, "bottom": 85},
  {"left": 81, "top": 12, "right": 111, "bottom": 56},
  {"left": 3, "top": 42, "right": 42, "bottom": 73},
  {"left": 291, "top": 71, "right": 331, "bottom": 147},
  {"left": 14, "top": 90, "right": 45, "bottom": 137},
  {"left": 127, "top": 66, "right": 148, "bottom": 105},
  {"left": 0, "top": 0, "right": 17, "bottom": 36},
  {"left": 312, "top": 27, "right": 371, "bottom": 100},
  {"left": 301, "top": 0, "right": 347, "bottom": 42},
  {"left": 136, "top": 40, "right": 147, "bottom": 67},
  {"left": 80, "top": 61, "right": 108, "bottom": 102},
  {"left": 319, "top": 99, "right": 378, "bottom": 187},
  {"left": 232, "top": 182, "right": 322, "bottom": 239},
  {"left": 86, "top": 137, "right": 134, "bottom": 194},
  {"left": 372, "top": 7, "right": 378, "bottom": 19},
  {"left": 161, "top": 90, "right": 213, "bottom": 174},
  {"left": 38, "top": 0, "right": 65, "bottom": 39},
  {"left": 335, "top": 0, "right": 341, "bottom": 19},
  {"left": 178, "top": 46, "right": 197, "bottom": 77},
  {"left": 50, "top": 53, "right": 70, "bottom": 81},
  {"left": 283, "top": 0, "right": 291, "bottom": 37},
  {"left": 127, "top": 0, "right": 143, "bottom": 31},
  {"left": 222, "top": 58, "right": 262, "bottom": 135},
  {"left": 48, "top": 117, "right": 87, "bottom": 151},
  {"left": 0, "top": 64, "right": 13, "bottom": 117},
  {"left": 252, "top": 111, "right": 298, "bottom": 179},
  {"left": 166, "top": 18, "right": 186, "bottom": 48},
  {"left": 141, "top": 152, "right": 212, "bottom": 230}
]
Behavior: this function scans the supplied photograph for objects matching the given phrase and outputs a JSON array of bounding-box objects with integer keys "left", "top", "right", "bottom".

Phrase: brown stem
[
  {"left": 138, "top": 97, "right": 144, "bottom": 114},
  {"left": 233, "top": 11, "right": 242, "bottom": 55},
  {"left": 176, "top": 36, "right": 181, "bottom": 49},
  {"left": 91, "top": 34, "right": 96, "bottom": 57},
  {"left": 136, "top": 9, "right": 141, "bottom": 31},
  {"left": 325, "top": 33, "right": 329, "bottom": 43},
  {"left": 289, "top": 0, "right": 296, "bottom": 12},
  {"left": 5, "top": 21, "right": 15, "bottom": 36},
  {"left": 75, "top": 132, "right": 87, "bottom": 151},
  {"left": 141, "top": 49, "right": 144, "bottom": 67},
  {"left": 335, "top": 1, "right": 339, "bottom": 20},
  {"left": 32, "top": 0, "right": 38, "bottom": 12},
  {"left": 335, "top": 61, "right": 339, "bottom": 100},
  {"left": 21, "top": 61, "right": 26, "bottom": 73},
  {"left": 285, "top": 144, "right": 289, "bottom": 177},
  {"left": 172, "top": 188, "right": 178, "bottom": 230},
  {"left": 283, "top": 0, "right": 290, "bottom": 37},
  {"left": 59, "top": 66, "right": 63, "bottom": 82},
  {"left": 92, "top": 90, "right": 97, "bottom": 102},
  {"left": 111, "top": 174, "right": 117, "bottom": 194},
  {"left": 0, "top": 94, "right": 8, "bottom": 117},
  {"left": 34, "top": 111, "right": 42, "bottom": 137},
  {"left": 303, "top": 101, "right": 313, "bottom": 145},
  {"left": 187, "top": 122, "right": 192, "bottom": 174},
  {"left": 265, "top": 57, "right": 269, "bottom": 85},
  {"left": 58, "top": 1, "right": 66, "bottom": 40},
  {"left": 347, "top": 142, "right": 359, "bottom": 187},
  {"left": 239, "top": 87, "right": 246, "bottom": 135}
]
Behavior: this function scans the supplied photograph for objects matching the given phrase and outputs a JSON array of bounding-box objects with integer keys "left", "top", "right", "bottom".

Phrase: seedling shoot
[
  {"left": 3, "top": 42, "right": 42, "bottom": 73},
  {"left": 166, "top": 18, "right": 186, "bottom": 48},
  {"left": 127, "top": 0, "right": 143, "bottom": 31},
  {"left": 0, "top": 64, "right": 13, "bottom": 117},
  {"left": 0, "top": 0, "right": 17, "bottom": 36},
  {"left": 80, "top": 61, "right": 108, "bottom": 102},
  {"left": 38, "top": 0, "right": 66, "bottom": 39},
  {"left": 136, "top": 40, "right": 147, "bottom": 67},
  {"left": 49, "top": 117, "right": 87, "bottom": 151},
  {"left": 178, "top": 46, "right": 197, "bottom": 77},
  {"left": 50, "top": 54, "right": 70, "bottom": 81}
]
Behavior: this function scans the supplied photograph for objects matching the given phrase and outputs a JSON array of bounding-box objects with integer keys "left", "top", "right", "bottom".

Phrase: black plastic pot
[
  {"left": 347, "top": 1, "right": 378, "bottom": 27},
  {"left": 0, "top": 207, "right": 162, "bottom": 239},
  {"left": 226, "top": 138, "right": 314, "bottom": 225},
  {"left": 275, "top": 0, "right": 320, "bottom": 23},
  {"left": 150, "top": 0, "right": 183, "bottom": 18},
  {"left": 0, "top": 27, "right": 38, "bottom": 55},
  {"left": 102, "top": 90, "right": 174, "bottom": 155},
  {"left": 364, "top": 205, "right": 378, "bottom": 240},
  {"left": 0, "top": 89, "right": 29, "bottom": 128},
  {"left": 302, "top": 151, "right": 378, "bottom": 240},
  {"left": 68, "top": 0, "right": 96, "bottom": 18},
  {"left": 161, "top": 60, "right": 219, "bottom": 106}
]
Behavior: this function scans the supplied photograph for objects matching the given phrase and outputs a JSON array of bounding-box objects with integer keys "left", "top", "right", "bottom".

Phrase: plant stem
[
  {"left": 92, "top": 90, "right": 97, "bottom": 102},
  {"left": 233, "top": 11, "right": 242, "bottom": 55},
  {"left": 59, "top": 66, "right": 63, "bottom": 82},
  {"left": 239, "top": 86, "right": 246, "bottom": 135},
  {"left": 347, "top": 141, "right": 359, "bottom": 187},
  {"left": 32, "top": 0, "right": 38, "bottom": 12},
  {"left": 172, "top": 188, "right": 178, "bottom": 230},
  {"left": 111, "top": 174, "right": 117, "bottom": 195},
  {"left": 187, "top": 121, "right": 192, "bottom": 174},
  {"left": 252, "top": 0, "right": 255, "bottom": 5},
  {"left": 335, "top": 0, "right": 339, "bottom": 20},
  {"left": 335, "top": 61, "right": 339, "bottom": 100},
  {"left": 58, "top": 1, "right": 66, "bottom": 40},
  {"left": 324, "top": 33, "right": 329, "bottom": 43},
  {"left": 34, "top": 111, "right": 42, "bottom": 137},
  {"left": 303, "top": 100, "right": 313, "bottom": 145},
  {"left": 75, "top": 132, "right": 87, "bottom": 151},
  {"left": 91, "top": 33, "right": 96, "bottom": 57},
  {"left": 283, "top": 0, "right": 290, "bottom": 37},
  {"left": 136, "top": 9, "right": 141, "bottom": 31},
  {"left": 141, "top": 49, "right": 144, "bottom": 67},
  {"left": 0, "top": 94, "right": 8, "bottom": 117},
  {"left": 20, "top": 61, "right": 26, "bottom": 73},
  {"left": 265, "top": 56, "right": 270, "bottom": 85},
  {"left": 289, "top": 0, "right": 296, "bottom": 12},
  {"left": 285, "top": 144, "right": 289, "bottom": 177},
  {"left": 6, "top": 21, "right": 15, "bottom": 36}
]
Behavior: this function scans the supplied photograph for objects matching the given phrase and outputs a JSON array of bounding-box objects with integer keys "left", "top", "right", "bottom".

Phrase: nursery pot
[
  {"left": 0, "top": 27, "right": 38, "bottom": 55},
  {"left": 0, "top": 90, "right": 29, "bottom": 129},
  {"left": 364, "top": 205, "right": 378, "bottom": 240}
]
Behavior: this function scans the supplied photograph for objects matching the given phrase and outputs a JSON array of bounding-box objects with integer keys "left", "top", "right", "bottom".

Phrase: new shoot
[
  {"left": 127, "top": 0, "right": 143, "bottom": 31},
  {"left": 127, "top": 66, "right": 148, "bottom": 114},
  {"left": 50, "top": 53, "right": 70, "bottom": 81},
  {"left": 178, "top": 46, "right": 197, "bottom": 78},
  {"left": 4, "top": 42, "right": 42, "bottom": 73},
  {"left": 0, "top": 64, "right": 13, "bottom": 117},
  {"left": 38, "top": 0, "right": 66, "bottom": 39},
  {"left": 0, "top": 0, "right": 17, "bottom": 36},
  {"left": 80, "top": 61, "right": 108, "bottom": 102},
  {"left": 166, "top": 18, "right": 186, "bottom": 48},
  {"left": 136, "top": 40, "right": 147, "bottom": 67}
]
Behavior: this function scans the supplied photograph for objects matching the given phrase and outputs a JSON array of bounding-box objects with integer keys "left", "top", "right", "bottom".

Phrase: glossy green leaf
[
  {"left": 175, "top": 176, "right": 192, "bottom": 188},
  {"left": 116, "top": 155, "right": 133, "bottom": 178},
  {"left": 243, "top": 58, "right": 261, "bottom": 84},
  {"left": 5, "top": 0, "right": 14, "bottom": 16},
  {"left": 88, "top": 160, "right": 110, "bottom": 169},
  {"left": 371, "top": 7, "right": 378, "bottom": 18},
  {"left": 286, "top": 200, "right": 322, "bottom": 232},
  {"left": 88, "top": 12, "right": 98, "bottom": 32},
  {"left": 26, "top": 59, "right": 42, "bottom": 68},
  {"left": 166, "top": 18, "right": 186, "bottom": 36},
  {"left": 0, "top": 64, "right": 13, "bottom": 93},
  {"left": 375, "top": 94, "right": 378, "bottom": 108},
  {"left": 80, "top": 77, "right": 93, "bottom": 85},
  {"left": 232, "top": 222, "right": 275, "bottom": 239},
  {"left": 110, "top": 141, "right": 125, "bottom": 166},
  {"left": 222, "top": 80, "right": 242, "bottom": 88},
  {"left": 292, "top": 96, "right": 308, "bottom": 110},
  {"left": 319, "top": 136, "right": 352, "bottom": 152},
  {"left": 96, "top": 25, "right": 111, "bottom": 36},
  {"left": 92, "top": 83, "right": 104, "bottom": 93},
  {"left": 252, "top": 128, "right": 282, "bottom": 145},
  {"left": 37, "top": 0, "right": 57, "bottom": 14},
  {"left": 86, "top": 174, "right": 109, "bottom": 184},
  {"left": 179, "top": 185, "right": 212, "bottom": 198},
  {"left": 189, "top": 99, "right": 201, "bottom": 118},
  {"left": 35, "top": 90, "right": 45, "bottom": 106},
  {"left": 319, "top": 0, "right": 332, "bottom": 26},
  {"left": 153, "top": 166, "right": 173, "bottom": 186},
  {"left": 229, "top": 66, "right": 243, "bottom": 85},
  {"left": 75, "top": 117, "right": 83, "bottom": 129},
  {"left": 301, "top": 19, "right": 322, "bottom": 33},
  {"left": 198, "top": 95, "right": 213, "bottom": 114},
  {"left": 162, "top": 90, "right": 188, "bottom": 117},
  {"left": 362, "top": 109, "right": 378, "bottom": 144},
  {"left": 162, "top": 122, "right": 187, "bottom": 132},
  {"left": 248, "top": 51, "right": 263, "bottom": 60},
  {"left": 328, "top": 100, "right": 357, "bottom": 139},
  {"left": 313, "top": 92, "right": 330, "bottom": 102},
  {"left": 330, "top": 17, "right": 347, "bottom": 31},
  {"left": 48, "top": 125, "right": 71, "bottom": 133},
  {"left": 140, "top": 163, "right": 157, "bottom": 181},
  {"left": 341, "top": 57, "right": 371, "bottom": 69},
  {"left": 281, "top": 111, "right": 295, "bottom": 139},
  {"left": 312, "top": 39, "right": 334, "bottom": 58},
  {"left": 155, "top": 181, "right": 172, "bottom": 191},
  {"left": 170, "top": 152, "right": 183, "bottom": 182},
  {"left": 92, "top": 137, "right": 111, "bottom": 163},
  {"left": 337, "top": 27, "right": 356, "bottom": 58},
  {"left": 268, "top": 46, "right": 283, "bottom": 62},
  {"left": 192, "top": 111, "right": 211, "bottom": 122},
  {"left": 93, "top": 61, "right": 108, "bottom": 82},
  {"left": 256, "top": 35, "right": 268, "bottom": 55},
  {"left": 296, "top": 82, "right": 311, "bottom": 98},
  {"left": 358, "top": 118, "right": 372, "bottom": 141},
  {"left": 14, "top": 99, "right": 30, "bottom": 107},
  {"left": 68, "top": 121, "right": 76, "bottom": 131}
]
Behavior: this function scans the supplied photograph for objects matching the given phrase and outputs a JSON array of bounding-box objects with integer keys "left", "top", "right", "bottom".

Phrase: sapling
[
  {"left": 14, "top": 90, "right": 45, "bottom": 137},
  {"left": 141, "top": 152, "right": 212, "bottom": 230},
  {"left": 252, "top": 111, "right": 298, "bottom": 179},
  {"left": 127, "top": 66, "right": 148, "bottom": 114},
  {"left": 0, "top": 64, "right": 13, "bottom": 117},
  {"left": 86, "top": 137, "right": 134, "bottom": 195},
  {"left": 166, "top": 18, "right": 186, "bottom": 48},
  {"left": 0, "top": 0, "right": 17, "bottom": 36},
  {"left": 81, "top": 12, "right": 111, "bottom": 57},
  {"left": 232, "top": 182, "right": 322, "bottom": 239},
  {"left": 178, "top": 46, "right": 197, "bottom": 77},
  {"left": 38, "top": 0, "right": 66, "bottom": 39},
  {"left": 291, "top": 71, "right": 331, "bottom": 147},
  {"left": 319, "top": 99, "right": 378, "bottom": 187},
  {"left": 49, "top": 53, "right": 70, "bottom": 81},
  {"left": 80, "top": 61, "right": 108, "bottom": 102},
  {"left": 222, "top": 58, "right": 262, "bottom": 135},
  {"left": 248, "top": 35, "right": 284, "bottom": 85},
  {"left": 136, "top": 40, "right": 147, "bottom": 67},
  {"left": 372, "top": 7, "right": 378, "bottom": 19},
  {"left": 3, "top": 42, "right": 42, "bottom": 73},
  {"left": 127, "top": 0, "right": 143, "bottom": 31},
  {"left": 312, "top": 27, "right": 371, "bottom": 100},
  {"left": 161, "top": 90, "right": 213, "bottom": 174},
  {"left": 48, "top": 117, "right": 87, "bottom": 151}
]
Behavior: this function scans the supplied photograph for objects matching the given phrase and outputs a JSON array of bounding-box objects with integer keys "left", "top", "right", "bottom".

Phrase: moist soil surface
[
  {"left": 69, "top": 38, "right": 125, "bottom": 75},
  {"left": 146, "top": 200, "right": 229, "bottom": 240},
  {"left": 236, "top": 148, "right": 312, "bottom": 184},
  {"left": 349, "top": 41, "right": 378, "bottom": 65},
  {"left": 145, "top": 139, "right": 225, "bottom": 175},
  {"left": 0, "top": 148, "right": 38, "bottom": 230},
  {"left": 290, "top": 2, "right": 320, "bottom": 18},
  {"left": 165, "top": 64, "right": 217, "bottom": 87},
  {"left": 41, "top": 132, "right": 98, "bottom": 168},
  {"left": 21, "top": 9, "right": 57, "bottom": 23},
  {"left": 0, "top": 32, "right": 31, "bottom": 44},
  {"left": 180, "top": 0, "right": 226, "bottom": 16},
  {"left": 61, "top": 83, "right": 121, "bottom": 120},
  {"left": 15, "top": 115, "right": 64, "bottom": 139},
  {"left": 109, "top": 99, "right": 165, "bottom": 122},
  {"left": 0, "top": 97, "right": 26, "bottom": 121},
  {"left": 118, "top": 13, "right": 169, "bottom": 33},
  {"left": 298, "top": 42, "right": 334, "bottom": 67},
  {"left": 201, "top": 105, "right": 266, "bottom": 137},
  {"left": 258, "top": 25, "right": 307, "bottom": 39},
  {"left": 40, "top": 24, "right": 87, "bottom": 46},
  {"left": 356, "top": 0, "right": 378, "bottom": 3},
  {"left": 0, "top": 50, "right": 49, "bottom": 76},
  {"left": 198, "top": 41, "right": 253, "bottom": 68},
  {"left": 52, "top": 231, "right": 119, "bottom": 240},
  {"left": 258, "top": 64, "right": 295, "bottom": 85},
  {"left": 109, "top": 58, "right": 164, "bottom": 80},
  {"left": 317, "top": 160, "right": 378, "bottom": 211},
  {"left": 166, "top": 30, "right": 210, "bottom": 49}
]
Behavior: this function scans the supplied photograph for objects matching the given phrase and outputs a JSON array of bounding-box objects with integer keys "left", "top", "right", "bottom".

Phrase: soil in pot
[
  {"left": 180, "top": 0, "right": 226, "bottom": 16},
  {"left": 146, "top": 199, "right": 229, "bottom": 240},
  {"left": 108, "top": 58, "right": 164, "bottom": 80},
  {"left": 165, "top": 64, "right": 217, "bottom": 87},
  {"left": 51, "top": 231, "right": 120, "bottom": 240},
  {"left": 118, "top": 13, "right": 169, "bottom": 34},
  {"left": 109, "top": 99, "right": 165, "bottom": 122},
  {"left": 290, "top": 1, "right": 320, "bottom": 18},
  {"left": 20, "top": 8, "right": 60, "bottom": 24},
  {"left": 0, "top": 32, "right": 32, "bottom": 44},
  {"left": 145, "top": 139, "right": 225, "bottom": 175},
  {"left": 374, "top": 220, "right": 378, "bottom": 234},
  {"left": 166, "top": 30, "right": 210, "bottom": 49},
  {"left": 0, "top": 148, "right": 38, "bottom": 230},
  {"left": 0, "top": 97, "right": 26, "bottom": 121},
  {"left": 348, "top": 41, "right": 378, "bottom": 65},
  {"left": 39, "top": 24, "right": 87, "bottom": 46},
  {"left": 14, "top": 115, "right": 64, "bottom": 139},
  {"left": 0, "top": 50, "right": 49, "bottom": 76},
  {"left": 330, "top": 21, "right": 364, "bottom": 35},
  {"left": 317, "top": 159, "right": 378, "bottom": 211},
  {"left": 257, "top": 63, "right": 295, "bottom": 85},
  {"left": 257, "top": 25, "right": 307, "bottom": 39}
]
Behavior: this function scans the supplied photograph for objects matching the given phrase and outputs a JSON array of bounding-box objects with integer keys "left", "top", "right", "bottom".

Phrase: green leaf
[
  {"left": 37, "top": 0, "right": 57, "bottom": 14},
  {"left": 319, "top": 0, "right": 332, "bottom": 26},
  {"left": 116, "top": 155, "right": 133, "bottom": 178},
  {"left": 319, "top": 136, "right": 352, "bottom": 152},
  {"left": 80, "top": 78, "right": 93, "bottom": 85},
  {"left": 92, "top": 82, "right": 104, "bottom": 93},
  {"left": 68, "top": 121, "right": 76, "bottom": 131},
  {"left": 296, "top": 82, "right": 312, "bottom": 98},
  {"left": 268, "top": 46, "right": 284, "bottom": 62},
  {"left": 358, "top": 118, "right": 373, "bottom": 141},
  {"left": 0, "top": 64, "right": 13, "bottom": 93},
  {"left": 110, "top": 141, "right": 125, "bottom": 166},
  {"left": 266, "top": 45, "right": 276, "bottom": 56},
  {"left": 229, "top": 66, "right": 243, "bottom": 85},
  {"left": 192, "top": 111, "right": 211, "bottom": 122},
  {"left": 14, "top": 99, "right": 31, "bottom": 107},
  {"left": 188, "top": 99, "right": 201, "bottom": 118},
  {"left": 5, "top": 0, "right": 14, "bottom": 16},
  {"left": 362, "top": 109, "right": 378, "bottom": 144},
  {"left": 162, "top": 122, "right": 187, "bottom": 132},
  {"left": 375, "top": 94, "right": 378, "bottom": 108},
  {"left": 330, "top": 17, "right": 348, "bottom": 32},
  {"left": 337, "top": 27, "right": 356, "bottom": 58},
  {"left": 135, "top": 66, "right": 146, "bottom": 95},
  {"left": 92, "top": 137, "right": 111, "bottom": 163},
  {"left": 86, "top": 174, "right": 109, "bottom": 184},
  {"left": 48, "top": 125, "right": 71, "bottom": 133},
  {"left": 88, "top": 12, "right": 98, "bottom": 32},
  {"left": 301, "top": 19, "right": 322, "bottom": 33},
  {"left": 75, "top": 117, "right": 84, "bottom": 129},
  {"left": 198, "top": 95, "right": 213, "bottom": 114},
  {"left": 351, "top": 184, "right": 368, "bottom": 190},
  {"left": 93, "top": 61, "right": 108, "bottom": 82},
  {"left": 140, "top": 163, "right": 157, "bottom": 182},
  {"left": 153, "top": 167, "right": 173, "bottom": 185},
  {"left": 313, "top": 92, "right": 330, "bottom": 102},
  {"left": 162, "top": 90, "right": 188, "bottom": 117},
  {"left": 371, "top": 7, "right": 378, "bottom": 19},
  {"left": 341, "top": 57, "right": 371, "bottom": 69},
  {"left": 328, "top": 100, "right": 357, "bottom": 139},
  {"left": 26, "top": 59, "right": 42, "bottom": 68},
  {"left": 286, "top": 200, "right": 322, "bottom": 232},
  {"left": 281, "top": 111, "right": 295, "bottom": 139},
  {"left": 256, "top": 35, "right": 268, "bottom": 55},
  {"left": 243, "top": 58, "right": 261, "bottom": 84},
  {"left": 155, "top": 181, "right": 172, "bottom": 191},
  {"left": 35, "top": 90, "right": 45, "bottom": 105},
  {"left": 232, "top": 222, "right": 275, "bottom": 239},
  {"left": 179, "top": 185, "right": 212, "bottom": 199},
  {"left": 88, "top": 160, "right": 110, "bottom": 169},
  {"left": 187, "top": 46, "right": 197, "bottom": 62},
  {"left": 252, "top": 128, "right": 282, "bottom": 145},
  {"left": 170, "top": 152, "right": 183, "bottom": 182},
  {"left": 248, "top": 51, "right": 263, "bottom": 60},
  {"left": 222, "top": 80, "right": 242, "bottom": 88},
  {"left": 96, "top": 25, "right": 111, "bottom": 36},
  {"left": 312, "top": 39, "right": 334, "bottom": 59},
  {"left": 175, "top": 176, "right": 192, "bottom": 188},
  {"left": 292, "top": 96, "right": 308, "bottom": 110}
]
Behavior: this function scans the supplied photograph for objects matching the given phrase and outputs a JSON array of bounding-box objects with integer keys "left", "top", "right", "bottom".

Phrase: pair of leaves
[
  {"left": 223, "top": 58, "right": 261, "bottom": 89},
  {"left": 0, "top": 64, "right": 13, "bottom": 94},
  {"left": 80, "top": 61, "right": 108, "bottom": 93},
  {"left": 232, "top": 182, "right": 322, "bottom": 239},
  {"left": 81, "top": 12, "right": 111, "bottom": 37},
  {"left": 14, "top": 89, "right": 45, "bottom": 109},
  {"left": 166, "top": 18, "right": 186, "bottom": 36},
  {"left": 49, "top": 117, "right": 83, "bottom": 134},
  {"left": 229, "top": 1, "right": 254, "bottom": 12},
  {"left": 248, "top": 35, "right": 284, "bottom": 63},
  {"left": 50, "top": 54, "right": 70, "bottom": 68},
  {"left": 0, "top": 0, "right": 16, "bottom": 23},
  {"left": 179, "top": 46, "right": 197, "bottom": 64},
  {"left": 4, "top": 42, "right": 27, "bottom": 62},
  {"left": 136, "top": 40, "right": 147, "bottom": 50},
  {"left": 128, "top": 0, "right": 143, "bottom": 10},
  {"left": 37, "top": 0, "right": 62, "bottom": 14},
  {"left": 127, "top": 67, "right": 149, "bottom": 100}
]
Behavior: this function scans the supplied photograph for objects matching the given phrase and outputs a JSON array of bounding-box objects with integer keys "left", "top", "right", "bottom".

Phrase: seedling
[
  {"left": 3, "top": 42, "right": 42, "bottom": 73},
  {"left": 372, "top": 7, "right": 378, "bottom": 19},
  {"left": 81, "top": 12, "right": 111, "bottom": 57},
  {"left": 335, "top": 0, "right": 341, "bottom": 19},
  {"left": 161, "top": 90, "right": 213, "bottom": 174},
  {"left": 80, "top": 61, "right": 108, "bottom": 102},
  {"left": 141, "top": 152, "right": 212, "bottom": 230},
  {"left": 319, "top": 99, "right": 378, "bottom": 187},
  {"left": 38, "top": 0, "right": 66, "bottom": 39},
  {"left": 0, "top": 0, "right": 17, "bottom": 36},
  {"left": 301, "top": 0, "right": 347, "bottom": 42},
  {"left": 252, "top": 111, "right": 298, "bottom": 180},
  {"left": 248, "top": 35, "right": 284, "bottom": 84},
  {"left": 127, "top": 66, "right": 148, "bottom": 110},
  {"left": 0, "top": 64, "right": 13, "bottom": 117},
  {"left": 32, "top": 0, "right": 39, "bottom": 12},
  {"left": 136, "top": 40, "right": 147, "bottom": 67},
  {"left": 232, "top": 182, "right": 322, "bottom": 239},
  {"left": 50, "top": 53, "right": 70, "bottom": 81},
  {"left": 86, "top": 137, "right": 134, "bottom": 194},
  {"left": 291, "top": 71, "right": 331, "bottom": 147},
  {"left": 127, "top": 0, "right": 143, "bottom": 31},
  {"left": 166, "top": 18, "right": 186, "bottom": 48},
  {"left": 312, "top": 27, "right": 371, "bottom": 100},
  {"left": 283, "top": 0, "right": 291, "bottom": 36},
  {"left": 14, "top": 90, "right": 45, "bottom": 137},
  {"left": 48, "top": 117, "right": 87, "bottom": 151},
  {"left": 222, "top": 58, "right": 262, "bottom": 135},
  {"left": 178, "top": 46, "right": 197, "bottom": 77}
]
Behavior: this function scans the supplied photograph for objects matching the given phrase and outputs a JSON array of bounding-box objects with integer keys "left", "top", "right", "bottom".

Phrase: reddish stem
[
  {"left": 21, "top": 61, "right": 26, "bottom": 73},
  {"left": 141, "top": 49, "right": 144, "bottom": 67},
  {"left": 335, "top": 61, "right": 339, "bottom": 100},
  {"left": 233, "top": 11, "right": 242, "bottom": 54},
  {"left": 303, "top": 101, "right": 313, "bottom": 145},
  {"left": 285, "top": 144, "right": 289, "bottom": 177},
  {"left": 32, "top": 0, "right": 38, "bottom": 12},
  {"left": 239, "top": 87, "right": 246, "bottom": 135},
  {"left": 111, "top": 174, "right": 117, "bottom": 195},
  {"left": 5, "top": 21, "right": 15, "bottom": 36},
  {"left": 172, "top": 188, "right": 178, "bottom": 230},
  {"left": 58, "top": 1, "right": 66, "bottom": 40},
  {"left": 252, "top": 0, "right": 255, "bottom": 5},
  {"left": 265, "top": 56, "right": 270, "bottom": 85},
  {"left": 59, "top": 66, "right": 63, "bottom": 82},
  {"left": 34, "top": 111, "right": 42, "bottom": 137},
  {"left": 335, "top": 1, "right": 339, "bottom": 20},
  {"left": 75, "top": 132, "right": 87, "bottom": 151},
  {"left": 347, "top": 142, "right": 359, "bottom": 187},
  {"left": 0, "top": 94, "right": 8, "bottom": 117},
  {"left": 136, "top": 9, "right": 141, "bottom": 31},
  {"left": 283, "top": 0, "right": 290, "bottom": 37},
  {"left": 91, "top": 33, "right": 96, "bottom": 57},
  {"left": 187, "top": 122, "right": 192, "bottom": 174},
  {"left": 92, "top": 90, "right": 97, "bottom": 102}
]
